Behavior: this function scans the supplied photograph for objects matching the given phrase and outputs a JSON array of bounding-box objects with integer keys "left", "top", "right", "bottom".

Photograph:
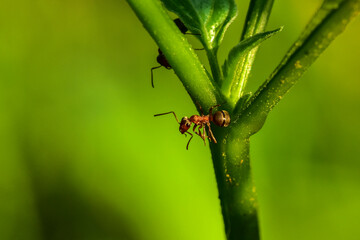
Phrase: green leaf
[
  {"left": 221, "top": 27, "right": 282, "bottom": 100},
  {"left": 160, "top": 0, "right": 238, "bottom": 52}
]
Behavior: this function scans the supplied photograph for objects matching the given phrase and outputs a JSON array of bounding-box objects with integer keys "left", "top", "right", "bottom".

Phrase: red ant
[
  {"left": 154, "top": 105, "right": 230, "bottom": 150},
  {"left": 151, "top": 18, "right": 202, "bottom": 88}
]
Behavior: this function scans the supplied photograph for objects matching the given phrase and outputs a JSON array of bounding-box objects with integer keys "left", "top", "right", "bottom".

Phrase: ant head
[{"left": 179, "top": 117, "right": 191, "bottom": 134}]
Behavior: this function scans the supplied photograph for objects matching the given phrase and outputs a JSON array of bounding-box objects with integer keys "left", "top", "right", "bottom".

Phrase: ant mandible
[
  {"left": 151, "top": 18, "right": 201, "bottom": 88},
  {"left": 154, "top": 105, "right": 231, "bottom": 150}
]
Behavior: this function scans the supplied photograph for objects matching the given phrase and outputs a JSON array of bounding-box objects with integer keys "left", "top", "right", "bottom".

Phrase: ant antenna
[
  {"left": 151, "top": 66, "right": 161, "bottom": 88},
  {"left": 154, "top": 111, "right": 179, "bottom": 123}
]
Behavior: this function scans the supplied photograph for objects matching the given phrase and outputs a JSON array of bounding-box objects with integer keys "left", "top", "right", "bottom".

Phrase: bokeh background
[{"left": 1, "top": 0, "right": 359, "bottom": 239}]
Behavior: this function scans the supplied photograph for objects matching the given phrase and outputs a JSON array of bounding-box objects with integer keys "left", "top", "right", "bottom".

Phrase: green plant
[{"left": 126, "top": 0, "right": 359, "bottom": 239}]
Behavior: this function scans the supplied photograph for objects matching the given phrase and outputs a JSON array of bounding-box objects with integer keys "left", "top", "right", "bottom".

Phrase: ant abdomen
[
  {"left": 174, "top": 18, "right": 188, "bottom": 34},
  {"left": 156, "top": 52, "right": 171, "bottom": 69},
  {"left": 212, "top": 110, "right": 231, "bottom": 127}
]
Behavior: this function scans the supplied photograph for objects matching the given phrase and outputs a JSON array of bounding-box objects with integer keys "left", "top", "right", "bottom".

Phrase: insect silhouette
[
  {"left": 151, "top": 18, "right": 201, "bottom": 88},
  {"left": 154, "top": 105, "right": 231, "bottom": 150}
]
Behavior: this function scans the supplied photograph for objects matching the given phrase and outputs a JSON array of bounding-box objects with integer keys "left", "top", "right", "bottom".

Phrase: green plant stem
[
  {"left": 213, "top": 2, "right": 360, "bottom": 239},
  {"left": 206, "top": 48, "right": 223, "bottom": 83},
  {"left": 210, "top": 127, "right": 258, "bottom": 240},
  {"left": 227, "top": 0, "right": 274, "bottom": 105},
  {"left": 126, "top": 0, "right": 223, "bottom": 110},
  {"left": 128, "top": 1, "right": 359, "bottom": 240},
  {"left": 235, "top": 0, "right": 360, "bottom": 135}
]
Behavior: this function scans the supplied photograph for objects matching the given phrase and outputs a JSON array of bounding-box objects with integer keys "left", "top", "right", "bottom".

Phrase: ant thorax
[{"left": 190, "top": 115, "right": 209, "bottom": 125}]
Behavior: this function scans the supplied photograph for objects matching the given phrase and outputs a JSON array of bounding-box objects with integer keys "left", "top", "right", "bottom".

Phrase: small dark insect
[
  {"left": 151, "top": 18, "right": 201, "bottom": 88},
  {"left": 151, "top": 49, "right": 171, "bottom": 88},
  {"left": 154, "top": 105, "right": 231, "bottom": 150},
  {"left": 173, "top": 18, "right": 188, "bottom": 34}
]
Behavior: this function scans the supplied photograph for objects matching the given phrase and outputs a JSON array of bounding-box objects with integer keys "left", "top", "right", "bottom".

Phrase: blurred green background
[{"left": 0, "top": 0, "right": 359, "bottom": 239}]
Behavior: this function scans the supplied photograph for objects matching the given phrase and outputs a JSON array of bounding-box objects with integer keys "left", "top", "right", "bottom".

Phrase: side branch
[
  {"left": 236, "top": 0, "right": 359, "bottom": 134},
  {"left": 126, "top": 0, "right": 223, "bottom": 110},
  {"left": 225, "top": 0, "right": 274, "bottom": 105}
]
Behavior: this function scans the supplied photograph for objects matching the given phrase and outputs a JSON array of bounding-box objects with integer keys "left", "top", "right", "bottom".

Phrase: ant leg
[
  {"left": 193, "top": 48, "right": 205, "bottom": 50},
  {"left": 151, "top": 66, "right": 161, "bottom": 88},
  {"left": 207, "top": 123, "right": 217, "bottom": 144},
  {"left": 196, "top": 124, "right": 206, "bottom": 145},
  {"left": 201, "top": 125, "right": 209, "bottom": 143},
  {"left": 193, "top": 124, "right": 201, "bottom": 137},
  {"left": 185, "top": 132, "right": 193, "bottom": 150},
  {"left": 202, "top": 125, "right": 207, "bottom": 145},
  {"left": 203, "top": 124, "right": 212, "bottom": 142},
  {"left": 193, "top": 124, "right": 207, "bottom": 146},
  {"left": 193, "top": 124, "right": 197, "bottom": 132},
  {"left": 154, "top": 111, "right": 179, "bottom": 123},
  {"left": 209, "top": 104, "right": 221, "bottom": 116},
  {"left": 195, "top": 102, "right": 204, "bottom": 116}
]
